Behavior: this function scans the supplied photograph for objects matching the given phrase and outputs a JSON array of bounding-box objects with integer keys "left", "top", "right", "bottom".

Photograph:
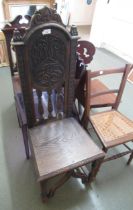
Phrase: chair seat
[
  {"left": 29, "top": 117, "right": 104, "bottom": 181},
  {"left": 90, "top": 110, "right": 133, "bottom": 148}
]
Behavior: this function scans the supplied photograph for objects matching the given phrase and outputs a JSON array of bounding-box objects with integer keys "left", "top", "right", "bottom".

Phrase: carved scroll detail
[
  {"left": 4, "top": 15, "right": 31, "bottom": 29},
  {"left": 29, "top": 6, "right": 64, "bottom": 28}
]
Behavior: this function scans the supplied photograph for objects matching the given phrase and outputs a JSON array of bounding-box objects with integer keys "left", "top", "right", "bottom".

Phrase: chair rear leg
[
  {"left": 15, "top": 104, "right": 21, "bottom": 128},
  {"left": 127, "top": 152, "right": 133, "bottom": 165},
  {"left": 16, "top": 113, "right": 21, "bottom": 128},
  {"left": 78, "top": 101, "right": 82, "bottom": 116},
  {"left": 21, "top": 124, "right": 30, "bottom": 159}
]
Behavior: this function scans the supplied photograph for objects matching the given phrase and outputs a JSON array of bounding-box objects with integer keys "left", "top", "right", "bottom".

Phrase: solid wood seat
[
  {"left": 90, "top": 110, "right": 133, "bottom": 148},
  {"left": 30, "top": 117, "right": 104, "bottom": 181}
]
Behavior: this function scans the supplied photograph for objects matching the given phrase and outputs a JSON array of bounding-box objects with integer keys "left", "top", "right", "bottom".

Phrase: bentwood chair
[
  {"left": 12, "top": 6, "right": 104, "bottom": 201},
  {"left": 82, "top": 64, "right": 133, "bottom": 166}
]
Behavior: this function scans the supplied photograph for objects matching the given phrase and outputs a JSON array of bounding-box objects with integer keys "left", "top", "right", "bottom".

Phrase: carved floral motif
[{"left": 29, "top": 34, "right": 66, "bottom": 89}]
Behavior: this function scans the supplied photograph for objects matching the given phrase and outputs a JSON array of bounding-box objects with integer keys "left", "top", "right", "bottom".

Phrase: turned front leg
[
  {"left": 88, "top": 157, "right": 104, "bottom": 184},
  {"left": 40, "top": 180, "right": 48, "bottom": 202}
]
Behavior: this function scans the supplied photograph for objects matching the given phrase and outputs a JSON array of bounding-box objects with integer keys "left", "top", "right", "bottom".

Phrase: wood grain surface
[{"left": 29, "top": 117, "right": 104, "bottom": 181}]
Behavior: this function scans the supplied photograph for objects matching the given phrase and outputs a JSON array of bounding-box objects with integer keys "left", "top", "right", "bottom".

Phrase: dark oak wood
[
  {"left": 76, "top": 40, "right": 95, "bottom": 80},
  {"left": 2, "top": 15, "right": 31, "bottom": 76},
  {"left": 30, "top": 118, "right": 104, "bottom": 181},
  {"left": 12, "top": 6, "right": 104, "bottom": 200},
  {"left": 83, "top": 64, "right": 133, "bottom": 167},
  {"left": 2, "top": 8, "right": 64, "bottom": 158},
  {"left": 3, "top": 31, "right": 101, "bottom": 161},
  {"left": 77, "top": 40, "right": 96, "bottom": 64},
  {"left": 3, "top": 20, "right": 29, "bottom": 156}
]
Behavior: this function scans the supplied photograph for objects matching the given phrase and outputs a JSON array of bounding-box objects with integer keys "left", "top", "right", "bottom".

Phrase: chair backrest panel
[
  {"left": 26, "top": 25, "right": 70, "bottom": 92},
  {"left": 89, "top": 67, "right": 129, "bottom": 98},
  {"left": 13, "top": 7, "right": 79, "bottom": 128},
  {"left": 84, "top": 64, "right": 132, "bottom": 118}
]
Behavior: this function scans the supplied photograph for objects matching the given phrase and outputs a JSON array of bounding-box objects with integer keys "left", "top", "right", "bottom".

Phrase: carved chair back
[
  {"left": 12, "top": 7, "right": 79, "bottom": 128},
  {"left": 77, "top": 40, "right": 96, "bottom": 65},
  {"left": 76, "top": 40, "right": 95, "bottom": 80},
  {"left": 2, "top": 15, "right": 31, "bottom": 76}
]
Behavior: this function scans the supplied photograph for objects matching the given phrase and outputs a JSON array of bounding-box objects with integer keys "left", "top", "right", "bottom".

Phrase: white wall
[
  {"left": 89, "top": 0, "right": 109, "bottom": 47},
  {"left": 69, "top": 0, "right": 96, "bottom": 25},
  {"left": 90, "top": 0, "right": 133, "bottom": 62},
  {"left": 56, "top": 0, "right": 96, "bottom": 26},
  {"left": 1, "top": 0, "right": 96, "bottom": 28},
  {"left": 102, "top": 0, "right": 133, "bottom": 62},
  {"left": 56, "top": 0, "right": 70, "bottom": 25}
]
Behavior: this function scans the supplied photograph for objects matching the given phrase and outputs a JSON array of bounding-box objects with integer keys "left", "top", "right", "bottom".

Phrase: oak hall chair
[
  {"left": 12, "top": 7, "right": 104, "bottom": 201},
  {"left": 2, "top": 21, "right": 97, "bottom": 159},
  {"left": 2, "top": 17, "right": 97, "bottom": 160},
  {"left": 83, "top": 64, "right": 133, "bottom": 165}
]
